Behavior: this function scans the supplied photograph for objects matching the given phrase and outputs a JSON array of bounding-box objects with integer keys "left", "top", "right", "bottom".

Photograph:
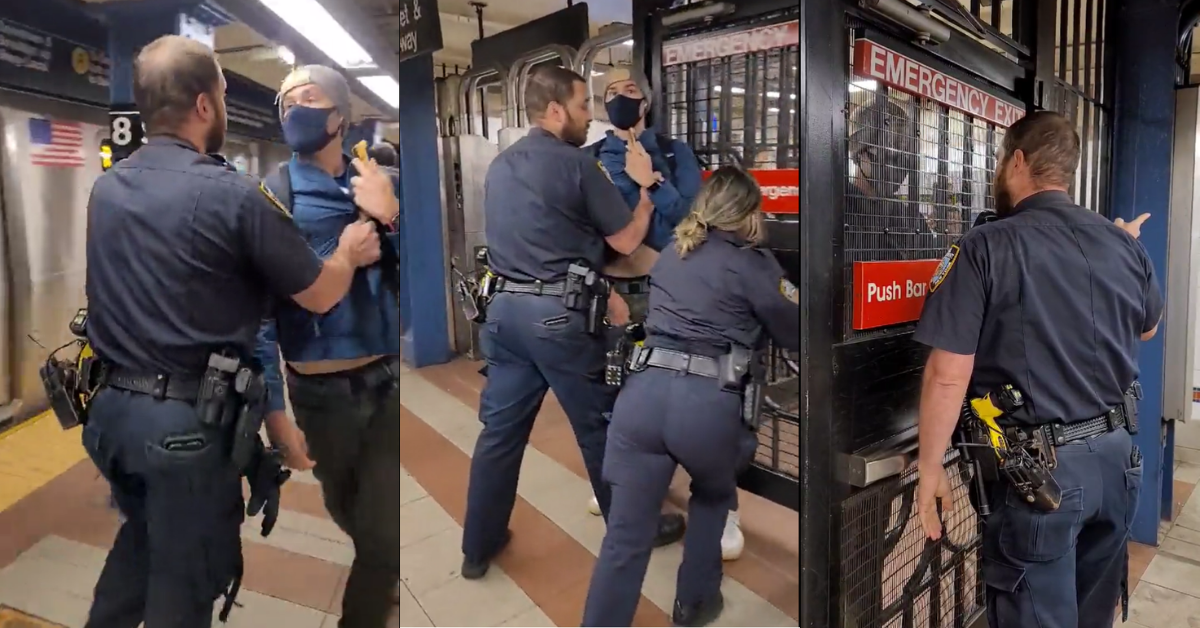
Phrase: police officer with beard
[
  {"left": 82, "top": 36, "right": 379, "bottom": 626},
  {"left": 462, "top": 65, "right": 685, "bottom": 580},
  {"left": 914, "top": 111, "right": 1162, "bottom": 628}
]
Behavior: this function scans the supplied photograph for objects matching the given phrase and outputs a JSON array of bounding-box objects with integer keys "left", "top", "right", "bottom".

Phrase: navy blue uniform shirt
[
  {"left": 484, "top": 128, "right": 631, "bottom": 282},
  {"left": 914, "top": 191, "right": 1164, "bottom": 425},
  {"left": 86, "top": 136, "right": 324, "bottom": 374},
  {"left": 645, "top": 231, "right": 800, "bottom": 355}
]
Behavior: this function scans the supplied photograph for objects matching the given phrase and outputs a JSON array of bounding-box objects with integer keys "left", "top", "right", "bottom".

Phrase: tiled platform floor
[{"left": 0, "top": 359, "right": 800, "bottom": 627}]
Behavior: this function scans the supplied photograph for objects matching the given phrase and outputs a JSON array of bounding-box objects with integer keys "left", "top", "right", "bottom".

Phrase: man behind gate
[{"left": 912, "top": 111, "right": 1162, "bottom": 628}]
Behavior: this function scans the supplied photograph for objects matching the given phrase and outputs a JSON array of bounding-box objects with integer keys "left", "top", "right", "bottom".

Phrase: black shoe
[
  {"left": 653, "top": 513, "right": 686, "bottom": 548},
  {"left": 672, "top": 592, "right": 724, "bottom": 627},
  {"left": 461, "top": 530, "right": 512, "bottom": 580}
]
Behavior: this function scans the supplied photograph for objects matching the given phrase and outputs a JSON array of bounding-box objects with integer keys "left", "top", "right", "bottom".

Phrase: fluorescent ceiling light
[
  {"left": 621, "top": 39, "right": 633, "bottom": 46},
  {"left": 360, "top": 75, "right": 400, "bottom": 109},
  {"left": 850, "top": 79, "right": 877, "bottom": 93},
  {"left": 712, "top": 86, "right": 746, "bottom": 94},
  {"left": 258, "top": 0, "right": 375, "bottom": 69},
  {"left": 276, "top": 45, "right": 295, "bottom": 66}
]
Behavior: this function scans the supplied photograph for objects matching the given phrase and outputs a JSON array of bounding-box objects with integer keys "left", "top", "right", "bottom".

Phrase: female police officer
[{"left": 582, "top": 167, "right": 800, "bottom": 627}]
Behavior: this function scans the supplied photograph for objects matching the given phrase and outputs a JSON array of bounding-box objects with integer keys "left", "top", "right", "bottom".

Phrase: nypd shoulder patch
[
  {"left": 780, "top": 278, "right": 798, "bottom": 304},
  {"left": 259, "top": 182, "right": 291, "bottom": 218},
  {"left": 597, "top": 161, "right": 614, "bottom": 183},
  {"left": 929, "top": 244, "right": 960, "bottom": 293}
]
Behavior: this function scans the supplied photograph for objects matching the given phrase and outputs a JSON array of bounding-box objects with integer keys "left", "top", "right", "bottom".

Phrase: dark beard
[
  {"left": 563, "top": 112, "right": 588, "bottom": 147},
  {"left": 204, "top": 120, "right": 226, "bottom": 154}
]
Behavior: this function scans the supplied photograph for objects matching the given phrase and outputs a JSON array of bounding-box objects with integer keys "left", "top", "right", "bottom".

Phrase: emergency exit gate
[{"left": 787, "top": 0, "right": 1115, "bottom": 625}]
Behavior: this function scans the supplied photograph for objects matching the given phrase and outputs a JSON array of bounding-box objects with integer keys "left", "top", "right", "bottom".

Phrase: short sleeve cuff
[{"left": 912, "top": 324, "right": 976, "bottom": 357}]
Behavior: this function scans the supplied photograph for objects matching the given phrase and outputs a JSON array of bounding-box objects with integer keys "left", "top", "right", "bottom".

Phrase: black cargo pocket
[
  {"left": 982, "top": 556, "right": 1027, "bottom": 593},
  {"left": 1000, "top": 485, "right": 1084, "bottom": 563},
  {"left": 1125, "top": 463, "right": 1144, "bottom": 531}
]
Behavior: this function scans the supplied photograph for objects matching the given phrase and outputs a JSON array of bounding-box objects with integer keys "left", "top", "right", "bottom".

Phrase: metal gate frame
[{"left": 792, "top": 1, "right": 1115, "bottom": 627}]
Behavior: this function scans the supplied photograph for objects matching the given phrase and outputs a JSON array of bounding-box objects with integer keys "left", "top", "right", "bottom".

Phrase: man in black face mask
[
  {"left": 846, "top": 97, "right": 944, "bottom": 259},
  {"left": 254, "top": 65, "right": 402, "bottom": 627}
]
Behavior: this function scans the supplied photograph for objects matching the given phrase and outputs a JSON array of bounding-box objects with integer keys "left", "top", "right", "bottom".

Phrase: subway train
[{"left": 0, "top": 89, "right": 292, "bottom": 431}]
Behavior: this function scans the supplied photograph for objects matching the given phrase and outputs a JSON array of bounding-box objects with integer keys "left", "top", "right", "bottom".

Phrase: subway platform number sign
[{"left": 852, "top": 260, "right": 941, "bottom": 330}]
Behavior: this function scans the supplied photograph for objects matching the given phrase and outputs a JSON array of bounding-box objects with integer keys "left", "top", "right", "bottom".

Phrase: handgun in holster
[
  {"left": 230, "top": 367, "right": 267, "bottom": 471},
  {"left": 718, "top": 345, "right": 765, "bottom": 430},
  {"left": 1123, "top": 381, "right": 1142, "bottom": 436},
  {"left": 966, "top": 385, "right": 1063, "bottom": 513},
  {"left": 565, "top": 263, "right": 610, "bottom": 335}
]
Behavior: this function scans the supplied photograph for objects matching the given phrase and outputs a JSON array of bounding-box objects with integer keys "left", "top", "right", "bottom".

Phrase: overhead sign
[
  {"left": 664, "top": 20, "right": 799, "bottom": 67},
  {"left": 0, "top": 17, "right": 110, "bottom": 105},
  {"left": 701, "top": 169, "right": 799, "bottom": 214},
  {"left": 853, "top": 39, "right": 1024, "bottom": 128},
  {"left": 397, "top": 0, "right": 443, "bottom": 64},
  {"left": 852, "top": 259, "right": 941, "bottom": 330}
]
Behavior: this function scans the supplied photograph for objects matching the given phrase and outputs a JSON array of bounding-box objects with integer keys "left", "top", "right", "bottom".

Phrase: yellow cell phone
[{"left": 352, "top": 140, "right": 369, "bottom": 163}]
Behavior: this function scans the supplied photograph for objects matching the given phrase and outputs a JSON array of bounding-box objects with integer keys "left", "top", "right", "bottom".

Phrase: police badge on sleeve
[
  {"left": 929, "top": 245, "right": 960, "bottom": 293},
  {"left": 780, "top": 278, "right": 798, "bottom": 304},
  {"left": 597, "top": 161, "right": 614, "bottom": 183},
  {"left": 259, "top": 182, "right": 292, "bottom": 218}
]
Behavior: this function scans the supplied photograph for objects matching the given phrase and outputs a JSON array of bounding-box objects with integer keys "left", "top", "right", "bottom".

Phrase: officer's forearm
[
  {"left": 292, "top": 251, "right": 355, "bottom": 314},
  {"left": 917, "top": 366, "right": 970, "bottom": 471}
]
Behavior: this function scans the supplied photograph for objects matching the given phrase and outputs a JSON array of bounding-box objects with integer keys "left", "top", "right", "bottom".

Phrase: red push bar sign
[
  {"left": 700, "top": 169, "right": 798, "bottom": 214},
  {"left": 853, "top": 39, "right": 1025, "bottom": 128},
  {"left": 852, "top": 260, "right": 940, "bottom": 330}
]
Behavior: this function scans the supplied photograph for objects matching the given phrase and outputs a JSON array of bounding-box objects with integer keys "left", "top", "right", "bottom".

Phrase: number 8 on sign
[{"left": 112, "top": 116, "right": 132, "bottom": 146}]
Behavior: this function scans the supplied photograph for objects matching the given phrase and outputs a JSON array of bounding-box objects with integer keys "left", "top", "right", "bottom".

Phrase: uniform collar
[
  {"left": 1010, "top": 189, "right": 1073, "bottom": 214},
  {"left": 710, "top": 229, "right": 749, "bottom": 247},
  {"left": 147, "top": 135, "right": 201, "bottom": 153}
]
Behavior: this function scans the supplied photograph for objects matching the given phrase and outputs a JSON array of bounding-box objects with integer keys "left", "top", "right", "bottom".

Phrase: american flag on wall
[{"left": 29, "top": 118, "right": 85, "bottom": 168}]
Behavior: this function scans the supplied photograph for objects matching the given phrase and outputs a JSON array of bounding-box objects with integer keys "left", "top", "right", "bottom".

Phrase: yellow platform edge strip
[
  {"left": 0, "top": 606, "right": 64, "bottom": 627},
  {"left": 0, "top": 412, "right": 88, "bottom": 513}
]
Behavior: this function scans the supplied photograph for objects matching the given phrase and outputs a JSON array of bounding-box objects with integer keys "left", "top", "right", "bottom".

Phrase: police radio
[{"left": 40, "top": 308, "right": 101, "bottom": 431}]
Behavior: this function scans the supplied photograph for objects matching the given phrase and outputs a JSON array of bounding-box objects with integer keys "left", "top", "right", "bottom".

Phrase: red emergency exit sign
[
  {"left": 853, "top": 39, "right": 1025, "bottom": 128},
  {"left": 852, "top": 260, "right": 941, "bottom": 330},
  {"left": 700, "top": 169, "right": 798, "bottom": 214}
]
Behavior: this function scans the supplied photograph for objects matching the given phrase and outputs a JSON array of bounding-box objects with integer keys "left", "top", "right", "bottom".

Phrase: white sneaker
[
  {"left": 588, "top": 494, "right": 602, "bottom": 516},
  {"left": 721, "top": 510, "right": 744, "bottom": 561}
]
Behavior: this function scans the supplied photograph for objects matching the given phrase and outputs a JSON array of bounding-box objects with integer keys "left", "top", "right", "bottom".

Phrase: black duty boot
[
  {"left": 461, "top": 529, "right": 512, "bottom": 580},
  {"left": 672, "top": 592, "right": 725, "bottom": 627},
  {"left": 653, "top": 513, "right": 687, "bottom": 547}
]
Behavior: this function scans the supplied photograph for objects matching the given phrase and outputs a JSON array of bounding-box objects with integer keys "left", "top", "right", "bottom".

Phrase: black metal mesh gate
[
  {"left": 840, "top": 455, "right": 983, "bottom": 628},
  {"left": 661, "top": 13, "right": 800, "bottom": 501},
  {"left": 843, "top": 33, "right": 1006, "bottom": 341}
]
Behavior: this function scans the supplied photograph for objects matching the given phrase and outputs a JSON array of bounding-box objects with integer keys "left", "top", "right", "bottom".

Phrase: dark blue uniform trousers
[
  {"left": 982, "top": 428, "right": 1142, "bottom": 628},
  {"left": 582, "top": 367, "right": 754, "bottom": 627},
  {"left": 81, "top": 388, "right": 243, "bottom": 628},
  {"left": 463, "top": 293, "right": 617, "bottom": 561}
]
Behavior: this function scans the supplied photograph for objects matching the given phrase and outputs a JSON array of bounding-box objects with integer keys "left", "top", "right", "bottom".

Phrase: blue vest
[{"left": 268, "top": 157, "right": 401, "bottom": 363}]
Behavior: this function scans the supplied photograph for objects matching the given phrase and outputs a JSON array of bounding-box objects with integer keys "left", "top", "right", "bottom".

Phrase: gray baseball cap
[
  {"left": 602, "top": 64, "right": 652, "bottom": 105},
  {"left": 277, "top": 64, "right": 352, "bottom": 129}
]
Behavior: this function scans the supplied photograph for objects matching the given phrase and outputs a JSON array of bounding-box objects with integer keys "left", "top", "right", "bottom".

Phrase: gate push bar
[{"left": 837, "top": 425, "right": 920, "bottom": 487}]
